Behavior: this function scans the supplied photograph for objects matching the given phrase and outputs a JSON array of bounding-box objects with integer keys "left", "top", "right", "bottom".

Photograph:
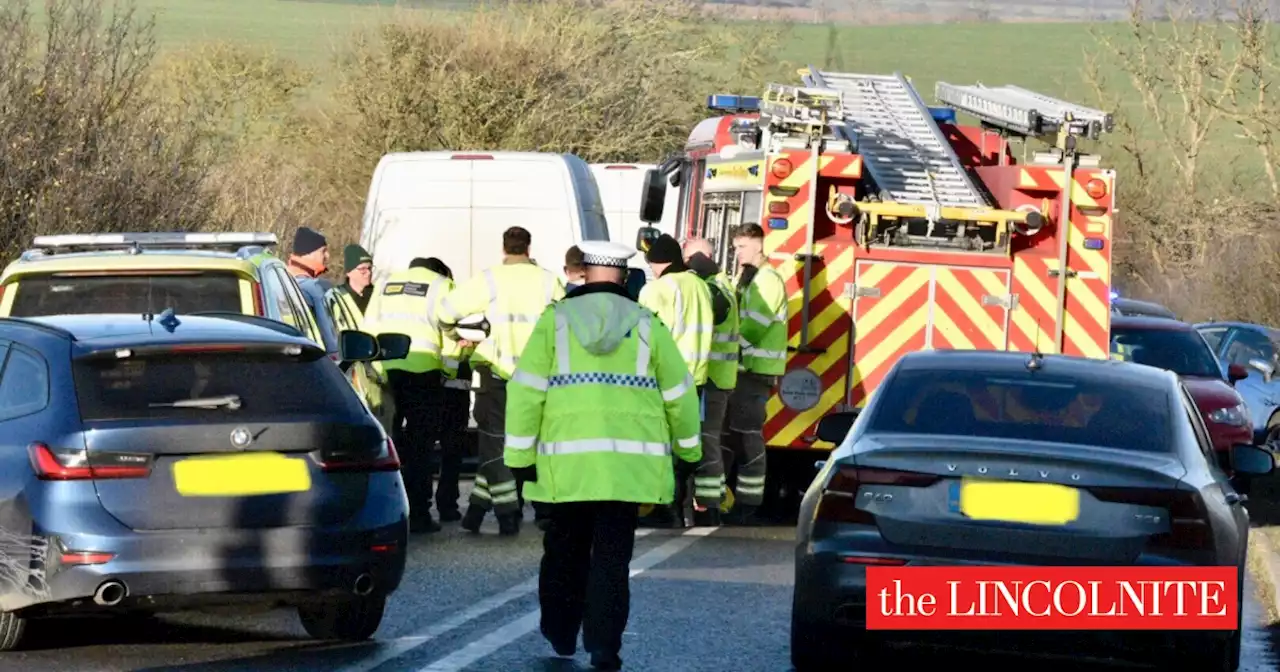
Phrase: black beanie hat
[
  {"left": 644, "top": 234, "right": 683, "bottom": 264},
  {"left": 293, "top": 227, "right": 327, "bottom": 256}
]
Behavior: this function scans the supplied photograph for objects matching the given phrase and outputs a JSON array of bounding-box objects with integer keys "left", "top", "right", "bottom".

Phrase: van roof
[{"left": 376, "top": 151, "right": 581, "bottom": 164}]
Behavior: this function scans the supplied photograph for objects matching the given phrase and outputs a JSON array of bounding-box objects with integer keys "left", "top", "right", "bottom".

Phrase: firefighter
[
  {"left": 420, "top": 257, "right": 472, "bottom": 523},
  {"left": 363, "top": 257, "right": 455, "bottom": 534},
  {"left": 437, "top": 226, "right": 566, "bottom": 536},
  {"left": 682, "top": 237, "right": 737, "bottom": 527},
  {"left": 724, "top": 223, "right": 788, "bottom": 525},
  {"left": 636, "top": 233, "right": 714, "bottom": 528},
  {"left": 564, "top": 245, "right": 586, "bottom": 291},
  {"left": 504, "top": 240, "right": 700, "bottom": 671}
]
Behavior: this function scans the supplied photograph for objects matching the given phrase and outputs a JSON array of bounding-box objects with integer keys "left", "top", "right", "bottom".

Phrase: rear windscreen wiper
[{"left": 148, "top": 394, "right": 242, "bottom": 410}]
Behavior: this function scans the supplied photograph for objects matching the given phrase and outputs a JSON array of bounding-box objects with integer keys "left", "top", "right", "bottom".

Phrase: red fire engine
[{"left": 636, "top": 67, "right": 1117, "bottom": 514}]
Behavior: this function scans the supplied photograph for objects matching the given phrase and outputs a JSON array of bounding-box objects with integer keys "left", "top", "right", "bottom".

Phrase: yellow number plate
[
  {"left": 959, "top": 478, "right": 1080, "bottom": 526},
  {"left": 173, "top": 452, "right": 312, "bottom": 497}
]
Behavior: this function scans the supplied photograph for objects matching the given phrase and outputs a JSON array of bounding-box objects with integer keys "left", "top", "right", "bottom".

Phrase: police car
[{"left": 0, "top": 233, "right": 329, "bottom": 349}]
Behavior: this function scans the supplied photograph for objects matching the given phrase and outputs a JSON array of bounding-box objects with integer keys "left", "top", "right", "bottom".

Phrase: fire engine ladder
[
  {"left": 802, "top": 68, "right": 990, "bottom": 212},
  {"left": 933, "top": 82, "right": 1113, "bottom": 146}
]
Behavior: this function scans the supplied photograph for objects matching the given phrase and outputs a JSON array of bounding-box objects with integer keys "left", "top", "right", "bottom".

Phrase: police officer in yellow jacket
[
  {"left": 324, "top": 245, "right": 375, "bottom": 334},
  {"left": 636, "top": 234, "right": 714, "bottom": 528},
  {"left": 364, "top": 258, "right": 454, "bottom": 534},
  {"left": 504, "top": 241, "right": 700, "bottom": 671},
  {"left": 682, "top": 237, "right": 738, "bottom": 527},
  {"left": 437, "top": 226, "right": 566, "bottom": 536},
  {"left": 725, "top": 223, "right": 789, "bottom": 525},
  {"left": 419, "top": 257, "right": 473, "bottom": 523}
]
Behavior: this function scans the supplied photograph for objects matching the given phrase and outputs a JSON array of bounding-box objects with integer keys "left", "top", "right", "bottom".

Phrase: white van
[
  {"left": 360, "top": 151, "right": 611, "bottom": 287},
  {"left": 590, "top": 163, "right": 681, "bottom": 274}
]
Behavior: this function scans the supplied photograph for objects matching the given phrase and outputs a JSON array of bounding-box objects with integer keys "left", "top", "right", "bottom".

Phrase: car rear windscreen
[
  {"left": 1110, "top": 327, "right": 1223, "bottom": 378},
  {"left": 867, "top": 369, "right": 1172, "bottom": 453},
  {"left": 8, "top": 273, "right": 242, "bottom": 317},
  {"left": 73, "top": 352, "right": 364, "bottom": 422}
]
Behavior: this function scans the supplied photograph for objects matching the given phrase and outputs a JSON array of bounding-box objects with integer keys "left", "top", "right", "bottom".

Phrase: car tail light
[
  {"left": 317, "top": 437, "right": 401, "bottom": 473},
  {"left": 1088, "top": 487, "right": 1211, "bottom": 550},
  {"left": 251, "top": 281, "right": 265, "bottom": 316},
  {"left": 815, "top": 466, "right": 940, "bottom": 524},
  {"left": 28, "top": 443, "right": 152, "bottom": 480}
]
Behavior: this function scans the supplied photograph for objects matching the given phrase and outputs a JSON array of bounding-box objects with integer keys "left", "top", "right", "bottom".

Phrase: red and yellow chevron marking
[
  {"left": 1006, "top": 167, "right": 1114, "bottom": 359},
  {"left": 759, "top": 150, "right": 860, "bottom": 449},
  {"left": 930, "top": 268, "right": 1011, "bottom": 351},
  {"left": 847, "top": 262, "right": 931, "bottom": 409}
]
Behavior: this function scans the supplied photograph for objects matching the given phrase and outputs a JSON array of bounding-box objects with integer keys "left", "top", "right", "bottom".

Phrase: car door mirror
[
  {"left": 639, "top": 169, "right": 667, "bottom": 224},
  {"left": 1227, "top": 363, "right": 1249, "bottom": 384},
  {"left": 338, "top": 330, "right": 379, "bottom": 362},
  {"left": 815, "top": 410, "right": 859, "bottom": 444},
  {"left": 1231, "top": 444, "right": 1275, "bottom": 476},
  {"left": 1248, "top": 357, "right": 1275, "bottom": 382},
  {"left": 374, "top": 333, "right": 411, "bottom": 361}
]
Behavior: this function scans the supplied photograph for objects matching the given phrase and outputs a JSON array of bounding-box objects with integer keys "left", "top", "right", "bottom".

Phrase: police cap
[{"left": 578, "top": 241, "right": 636, "bottom": 269}]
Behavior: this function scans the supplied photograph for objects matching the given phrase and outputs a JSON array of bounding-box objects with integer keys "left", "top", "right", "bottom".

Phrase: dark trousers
[
  {"left": 434, "top": 386, "right": 470, "bottom": 516},
  {"left": 388, "top": 369, "right": 444, "bottom": 523},
  {"left": 724, "top": 372, "right": 772, "bottom": 508},
  {"left": 695, "top": 385, "right": 731, "bottom": 510},
  {"left": 469, "top": 366, "right": 519, "bottom": 517},
  {"left": 539, "top": 501, "right": 639, "bottom": 660}
]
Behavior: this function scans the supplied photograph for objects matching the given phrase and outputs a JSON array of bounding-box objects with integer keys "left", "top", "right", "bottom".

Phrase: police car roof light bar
[
  {"left": 707, "top": 94, "right": 761, "bottom": 114},
  {"left": 30, "top": 232, "right": 279, "bottom": 253}
]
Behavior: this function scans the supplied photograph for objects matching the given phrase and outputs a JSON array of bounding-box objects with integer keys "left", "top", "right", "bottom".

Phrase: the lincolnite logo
[
  {"left": 230, "top": 427, "right": 253, "bottom": 449},
  {"left": 945, "top": 464, "right": 1082, "bottom": 481}
]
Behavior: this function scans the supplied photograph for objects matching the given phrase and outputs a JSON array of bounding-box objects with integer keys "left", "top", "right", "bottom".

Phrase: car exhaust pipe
[
  {"left": 353, "top": 573, "right": 375, "bottom": 597},
  {"left": 93, "top": 580, "right": 127, "bottom": 607}
]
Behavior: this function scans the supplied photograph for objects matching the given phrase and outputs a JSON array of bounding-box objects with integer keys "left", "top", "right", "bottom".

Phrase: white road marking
[
  {"left": 335, "top": 528, "right": 655, "bottom": 672},
  {"left": 415, "top": 527, "right": 716, "bottom": 672}
]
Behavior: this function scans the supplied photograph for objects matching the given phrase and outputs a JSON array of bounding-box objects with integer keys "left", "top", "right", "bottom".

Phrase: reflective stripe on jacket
[
  {"left": 638, "top": 269, "right": 714, "bottom": 386},
  {"left": 437, "top": 261, "right": 565, "bottom": 379},
  {"left": 504, "top": 289, "right": 701, "bottom": 504},
  {"left": 707, "top": 272, "right": 740, "bottom": 390},
  {"left": 737, "top": 264, "right": 788, "bottom": 376},
  {"left": 363, "top": 267, "right": 452, "bottom": 374}
]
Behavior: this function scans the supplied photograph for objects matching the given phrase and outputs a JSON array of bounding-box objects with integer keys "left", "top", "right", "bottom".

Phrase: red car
[{"left": 1110, "top": 316, "right": 1253, "bottom": 467}]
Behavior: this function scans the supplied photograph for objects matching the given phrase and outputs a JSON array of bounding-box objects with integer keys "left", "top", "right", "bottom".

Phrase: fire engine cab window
[
  {"left": 8, "top": 274, "right": 241, "bottom": 317},
  {"left": 73, "top": 353, "right": 362, "bottom": 423},
  {"left": 867, "top": 369, "right": 1172, "bottom": 454}
]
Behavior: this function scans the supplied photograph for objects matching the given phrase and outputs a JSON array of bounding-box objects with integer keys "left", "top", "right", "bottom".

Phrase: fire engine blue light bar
[
  {"left": 767, "top": 217, "right": 788, "bottom": 230},
  {"left": 1083, "top": 237, "right": 1105, "bottom": 250},
  {"left": 929, "top": 107, "right": 957, "bottom": 124},
  {"left": 1109, "top": 290, "right": 1120, "bottom": 302},
  {"left": 707, "top": 95, "right": 761, "bottom": 113}
]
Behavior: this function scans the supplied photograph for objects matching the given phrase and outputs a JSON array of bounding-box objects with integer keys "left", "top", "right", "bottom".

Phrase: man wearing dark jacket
[{"left": 682, "top": 238, "right": 736, "bottom": 526}]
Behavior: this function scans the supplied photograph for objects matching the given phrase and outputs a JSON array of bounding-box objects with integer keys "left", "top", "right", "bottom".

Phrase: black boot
[
  {"left": 438, "top": 509, "right": 462, "bottom": 523},
  {"left": 411, "top": 515, "right": 442, "bottom": 534},
  {"left": 460, "top": 505, "right": 485, "bottom": 534},
  {"left": 692, "top": 508, "right": 721, "bottom": 527},
  {"left": 590, "top": 651, "right": 622, "bottom": 670},
  {"left": 497, "top": 512, "right": 521, "bottom": 536},
  {"left": 723, "top": 504, "right": 759, "bottom": 526}
]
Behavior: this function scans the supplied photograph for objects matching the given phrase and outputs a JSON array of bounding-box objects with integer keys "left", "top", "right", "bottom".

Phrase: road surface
[{"left": 2, "top": 511, "right": 1276, "bottom": 671}]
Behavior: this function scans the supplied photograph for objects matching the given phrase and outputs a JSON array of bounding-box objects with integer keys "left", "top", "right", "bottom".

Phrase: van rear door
[{"left": 363, "top": 156, "right": 473, "bottom": 285}]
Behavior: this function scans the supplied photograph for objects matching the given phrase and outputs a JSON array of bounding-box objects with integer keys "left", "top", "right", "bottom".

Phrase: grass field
[{"left": 139, "top": 0, "right": 1107, "bottom": 104}]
